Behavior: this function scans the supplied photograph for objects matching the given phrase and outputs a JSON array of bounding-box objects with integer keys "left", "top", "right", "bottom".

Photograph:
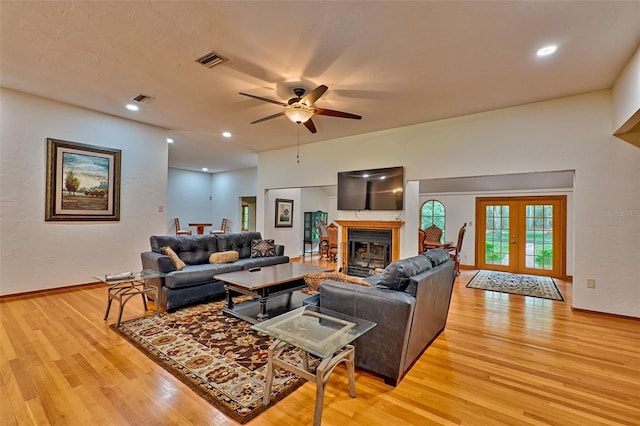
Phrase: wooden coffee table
[{"left": 214, "top": 263, "right": 332, "bottom": 324}]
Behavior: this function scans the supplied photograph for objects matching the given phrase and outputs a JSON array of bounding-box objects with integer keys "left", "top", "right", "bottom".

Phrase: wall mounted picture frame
[
  {"left": 275, "top": 198, "right": 294, "bottom": 228},
  {"left": 45, "top": 138, "right": 121, "bottom": 221}
]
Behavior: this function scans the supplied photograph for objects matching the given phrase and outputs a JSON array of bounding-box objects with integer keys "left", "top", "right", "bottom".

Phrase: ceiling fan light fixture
[{"left": 285, "top": 105, "right": 314, "bottom": 123}]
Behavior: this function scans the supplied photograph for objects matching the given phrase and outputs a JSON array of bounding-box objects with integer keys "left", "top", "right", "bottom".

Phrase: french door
[{"left": 476, "top": 196, "right": 566, "bottom": 278}]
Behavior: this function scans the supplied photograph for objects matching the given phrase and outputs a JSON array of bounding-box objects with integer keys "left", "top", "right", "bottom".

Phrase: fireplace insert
[{"left": 347, "top": 229, "right": 392, "bottom": 277}]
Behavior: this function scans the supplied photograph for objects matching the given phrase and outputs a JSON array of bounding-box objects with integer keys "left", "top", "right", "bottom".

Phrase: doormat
[
  {"left": 111, "top": 299, "right": 317, "bottom": 424},
  {"left": 466, "top": 270, "right": 564, "bottom": 301}
]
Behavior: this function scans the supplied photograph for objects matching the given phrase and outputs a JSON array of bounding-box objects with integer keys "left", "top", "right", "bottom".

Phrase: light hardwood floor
[{"left": 1, "top": 258, "right": 639, "bottom": 425}]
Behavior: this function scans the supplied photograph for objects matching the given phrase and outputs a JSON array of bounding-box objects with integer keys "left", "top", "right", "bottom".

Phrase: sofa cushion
[
  {"left": 151, "top": 235, "right": 219, "bottom": 265},
  {"left": 424, "top": 248, "right": 450, "bottom": 266},
  {"left": 161, "top": 246, "right": 186, "bottom": 271},
  {"left": 234, "top": 256, "right": 291, "bottom": 270},
  {"left": 304, "top": 271, "right": 371, "bottom": 293},
  {"left": 397, "top": 255, "right": 433, "bottom": 277},
  {"left": 164, "top": 263, "right": 242, "bottom": 289},
  {"left": 377, "top": 254, "right": 433, "bottom": 291},
  {"left": 217, "top": 232, "right": 262, "bottom": 259},
  {"left": 251, "top": 239, "right": 275, "bottom": 258},
  {"left": 209, "top": 250, "right": 239, "bottom": 264}
]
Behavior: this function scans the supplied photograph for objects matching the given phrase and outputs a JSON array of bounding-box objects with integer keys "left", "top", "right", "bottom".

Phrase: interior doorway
[
  {"left": 240, "top": 196, "right": 257, "bottom": 232},
  {"left": 476, "top": 196, "right": 566, "bottom": 278}
]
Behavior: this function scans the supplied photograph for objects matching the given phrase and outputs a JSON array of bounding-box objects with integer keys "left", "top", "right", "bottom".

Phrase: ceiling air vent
[
  {"left": 132, "top": 94, "right": 155, "bottom": 104},
  {"left": 195, "top": 50, "right": 226, "bottom": 68}
]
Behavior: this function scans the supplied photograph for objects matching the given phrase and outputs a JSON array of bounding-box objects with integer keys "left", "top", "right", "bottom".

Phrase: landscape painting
[{"left": 46, "top": 138, "right": 121, "bottom": 221}]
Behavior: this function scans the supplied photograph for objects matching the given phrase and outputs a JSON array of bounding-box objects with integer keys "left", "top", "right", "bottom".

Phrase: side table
[
  {"left": 251, "top": 305, "right": 376, "bottom": 426},
  {"left": 94, "top": 269, "right": 166, "bottom": 327}
]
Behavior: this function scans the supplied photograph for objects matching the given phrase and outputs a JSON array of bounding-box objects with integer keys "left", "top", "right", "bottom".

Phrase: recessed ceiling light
[
  {"left": 536, "top": 45, "right": 557, "bottom": 57},
  {"left": 125, "top": 103, "right": 139, "bottom": 111},
  {"left": 222, "top": 131, "right": 232, "bottom": 138},
  {"left": 202, "top": 168, "right": 208, "bottom": 172},
  {"left": 166, "top": 138, "right": 174, "bottom": 144}
]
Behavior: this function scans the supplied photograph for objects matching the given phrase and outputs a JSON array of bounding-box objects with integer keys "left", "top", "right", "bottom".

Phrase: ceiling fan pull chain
[{"left": 297, "top": 123, "right": 300, "bottom": 163}]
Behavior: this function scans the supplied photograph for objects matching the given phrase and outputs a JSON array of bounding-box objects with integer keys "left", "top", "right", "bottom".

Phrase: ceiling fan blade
[
  {"left": 239, "top": 92, "right": 287, "bottom": 106},
  {"left": 314, "top": 108, "right": 362, "bottom": 120},
  {"left": 301, "top": 85, "right": 328, "bottom": 106},
  {"left": 250, "top": 111, "right": 285, "bottom": 124},
  {"left": 303, "top": 118, "right": 317, "bottom": 133}
]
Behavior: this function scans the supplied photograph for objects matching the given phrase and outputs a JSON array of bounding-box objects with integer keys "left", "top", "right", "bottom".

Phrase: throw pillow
[
  {"left": 209, "top": 251, "right": 239, "bottom": 264},
  {"left": 303, "top": 271, "right": 371, "bottom": 293},
  {"left": 251, "top": 239, "right": 275, "bottom": 258},
  {"left": 160, "top": 246, "right": 186, "bottom": 271}
]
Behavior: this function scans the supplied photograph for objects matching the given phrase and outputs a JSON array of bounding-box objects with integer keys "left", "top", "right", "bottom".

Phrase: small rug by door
[
  {"left": 466, "top": 270, "right": 564, "bottom": 301},
  {"left": 111, "top": 299, "right": 316, "bottom": 424}
]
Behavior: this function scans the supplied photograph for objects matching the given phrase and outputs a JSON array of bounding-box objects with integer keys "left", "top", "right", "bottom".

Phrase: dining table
[
  {"left": 188, "top": 222, "right": 212, "bottom": 235},
  {"left": 424, "top": 240, "right": 454, "bottom": 249}
]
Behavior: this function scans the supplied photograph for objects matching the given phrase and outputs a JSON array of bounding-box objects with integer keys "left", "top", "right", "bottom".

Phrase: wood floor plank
[{"left": 1, "top": 261, "right": 639, "bottom": 425}]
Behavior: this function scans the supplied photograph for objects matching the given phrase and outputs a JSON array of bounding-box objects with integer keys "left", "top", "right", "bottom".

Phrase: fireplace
[
  {"left": 347, "top": 229, "right": 392, "bottom": 277},
  {"left": 335, "top": 220, "right": 404, "bottom": 277}
]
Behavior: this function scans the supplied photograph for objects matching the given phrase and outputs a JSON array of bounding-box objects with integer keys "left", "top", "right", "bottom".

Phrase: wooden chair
[
  {"left": 423, "top": 224, "right": 444, "bottom": 248},
  {"left": 446, "top": 223, "right": 467, "bottom": 274},
  {"left": 317, "top": 221, "right": 329, "bottom": 259},
  {"left": 327, "top": 223, "right": 339, "bottom": 262},
  {"left": 210, "top": 218, "right": 228, "bottom": 234},
  {"left": 418, "top": 228, "right": 427, "bottom": 253},
  {"left": 174, "top": 218, "right": 192, "bottom": 236}
]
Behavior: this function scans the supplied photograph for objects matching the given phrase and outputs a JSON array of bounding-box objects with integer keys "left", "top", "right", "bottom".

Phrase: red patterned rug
[{"left": 111, "top": 298, "right": 316, "bottom": 423}]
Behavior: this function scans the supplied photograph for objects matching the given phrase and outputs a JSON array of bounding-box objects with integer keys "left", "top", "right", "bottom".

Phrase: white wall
[
  {"left": 167, "top": 168, "right": 212, "bottom": 234},
  {"left": 210, "top": 167, "right": 257, "bottom": 233},
  {"left": 257, "top": 91, "right": 640, "bottom": 318},
  {"left": 262, "top": 188, "right": 301, "bottom": 258},
  {"left": 0, "top": 89, "right": 168, "bottom": 295},
  {"left": 166, "top": 167, "right": 257, "bottom": 235},
  {"left": 612, "top": 46, "right": 640, "bottom": 133}
]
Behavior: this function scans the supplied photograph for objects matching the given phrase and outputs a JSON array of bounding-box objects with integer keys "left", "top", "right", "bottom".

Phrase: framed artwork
[
  {"left": 45, "top": 138, "right": 121, "bottom": 221},
  {"left": 275, "top": 198, "right": 294, "bottom": 228}
]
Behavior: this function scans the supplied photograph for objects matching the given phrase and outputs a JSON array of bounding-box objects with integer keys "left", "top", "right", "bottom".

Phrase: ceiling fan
[{"left": 239, "top": 85, "right": 362, "bottom": 133}]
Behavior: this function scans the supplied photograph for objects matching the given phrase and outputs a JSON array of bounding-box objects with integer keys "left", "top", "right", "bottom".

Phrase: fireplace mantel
[{"left": 335, "top": 220, "right": 404, "bottom": 272}]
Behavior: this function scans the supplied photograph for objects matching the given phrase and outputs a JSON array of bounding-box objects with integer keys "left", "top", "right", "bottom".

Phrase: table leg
[
  {"left": 257, "top": 288, "right": 268, "bottom": 320},
  {"left": 224, "top": 286, "right": 234, "bottom": 309},
  {"left": 263, "top": 340, "right": 287, "bottom": 405},
  {"left": 104, "top": 289, "right": 114, "bottom": 320},
  {"left": 140, "top": 290, "right": 148, "bottom": 311},
  {"left": 257, "top": 297, "right": 268, "bottom": 320}
]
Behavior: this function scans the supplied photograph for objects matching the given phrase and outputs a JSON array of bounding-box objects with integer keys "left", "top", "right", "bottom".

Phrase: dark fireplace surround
[
  {"left": 336, "top": 220, "right": 404, "bottom": 278},
  {"left": 347, "top": 229, "right": 392, "bottom": 277}
]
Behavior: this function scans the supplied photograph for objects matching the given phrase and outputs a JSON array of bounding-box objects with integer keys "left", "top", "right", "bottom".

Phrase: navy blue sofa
[{"left": 141, "top": 232, "right": 289, "bottom": 311}]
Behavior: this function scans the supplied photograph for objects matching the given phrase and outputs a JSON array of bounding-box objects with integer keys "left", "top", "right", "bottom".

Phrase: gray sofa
[
  {"left": 140, "top": 232, "right": 289, "bottom": 311},
  {"left": 317, "top": 248, "right": 456, "bottom": 386}
]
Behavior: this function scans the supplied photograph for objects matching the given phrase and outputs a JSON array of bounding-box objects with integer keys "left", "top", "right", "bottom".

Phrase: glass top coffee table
[
  {"left": 252, "top": 305, "right": 376, "bottom": 426},
  {"left": 94, "top": 269, "right": 166, "bottom": 327}
]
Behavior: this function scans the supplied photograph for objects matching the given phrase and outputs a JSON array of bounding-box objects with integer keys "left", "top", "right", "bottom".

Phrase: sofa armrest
[
  {"left": 141, "top": 251, "right": 175, "bottom": 273},
  {"left": 275, "top": 244, "right": 285, "bottom": 256},
  {"left": 319, "top": 280, "right": 415, "bottom": 385}
]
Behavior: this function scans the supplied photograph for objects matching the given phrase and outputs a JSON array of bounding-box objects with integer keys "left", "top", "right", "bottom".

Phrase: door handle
[{"left": 510, "top": 240, "right": 516, "bottom": 244}]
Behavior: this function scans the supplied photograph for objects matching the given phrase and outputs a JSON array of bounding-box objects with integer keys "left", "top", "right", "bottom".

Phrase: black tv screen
[{"left": 337, "top": 166, "right": 404, "bottom": 210}]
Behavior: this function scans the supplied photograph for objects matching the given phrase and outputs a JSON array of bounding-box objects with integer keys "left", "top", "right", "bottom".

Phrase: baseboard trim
[
  {"left": 0, "top": 281, "right": 104, "bottom": 301},
  {"left": 571, "top": 306, "right": 639, "bottom": 321}
]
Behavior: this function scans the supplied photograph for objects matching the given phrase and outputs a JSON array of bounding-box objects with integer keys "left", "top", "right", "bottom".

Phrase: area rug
[
  {"left": 466, "top": 270, "right": 563, "bottom": 301},
  {"left": 111, "top": 299, "right": 317, "bottom": 424}
]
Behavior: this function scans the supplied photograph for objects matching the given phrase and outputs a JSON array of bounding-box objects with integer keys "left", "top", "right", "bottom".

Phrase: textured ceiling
[{"left": 2, "top": 1, "right": 639, "bottom": 173}]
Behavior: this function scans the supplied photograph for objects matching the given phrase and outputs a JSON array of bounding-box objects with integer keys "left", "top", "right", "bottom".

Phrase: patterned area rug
[
  {"left": 466, "top": 270, "right": 564, "bottom": 301},
  {"left": 112, "top": 299, "right": 317, "bottom": 424}
]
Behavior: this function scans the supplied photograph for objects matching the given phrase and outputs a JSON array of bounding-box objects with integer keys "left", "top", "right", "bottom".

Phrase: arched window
[{"left": 420, "top": 199, "right": 446, "bottom": 241}]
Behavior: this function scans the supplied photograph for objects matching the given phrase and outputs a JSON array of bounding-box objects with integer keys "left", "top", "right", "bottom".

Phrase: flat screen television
[{"left": 337, "top": 166, "right": 404, "bottom": 210}]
